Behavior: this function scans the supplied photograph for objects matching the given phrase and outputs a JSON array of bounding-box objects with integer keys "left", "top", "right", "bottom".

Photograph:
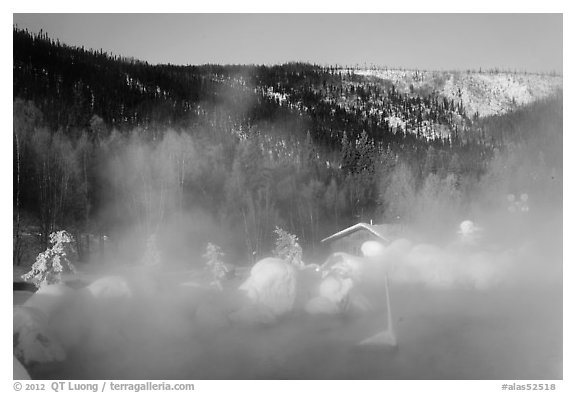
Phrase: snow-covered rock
[
  {"left": 234, "top": 257, "right": 297, "bottom": 324},
  {"left": 34, "top": 277, "right": 135, "bottom": 356},
  {"left": 13, "top": 305, "right": 66, "bottom": 366},
  {"left": 13, "top": 283, "right": 78, "bottom": 365},
  {"left": 307, "top": 252, "right": 383, "bottom": 315},
  {"left": 322, "top": 252, "right": 365, "bottom": 282},
  {"left": 305, "top": 273, "right": 373, "bottom": 315},
  {"left": 318, "top": 274, "right": 354, "bottom": 304},
  {"left": 304, "top": 271, "right": 356, "bottom": 316},
  {"left": 86, "top": 276, "right": 132, "bottom": 300}
]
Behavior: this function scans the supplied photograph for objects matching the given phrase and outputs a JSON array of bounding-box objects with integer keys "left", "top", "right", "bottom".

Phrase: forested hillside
[{"left": 13, "top": 27, "right": 563, "bottom": 265}]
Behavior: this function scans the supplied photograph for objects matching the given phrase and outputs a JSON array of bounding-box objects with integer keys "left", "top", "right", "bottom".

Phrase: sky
[{"left": 13, "top": 14, "right": 562, "bottom": 73}]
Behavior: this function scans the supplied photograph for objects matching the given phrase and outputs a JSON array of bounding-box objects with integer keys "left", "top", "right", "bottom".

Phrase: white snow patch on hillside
[{"left": 356, "top": 69, "right": 562, "bottom": 117}]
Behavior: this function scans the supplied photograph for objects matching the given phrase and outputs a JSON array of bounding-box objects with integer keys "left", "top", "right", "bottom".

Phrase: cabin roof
[{"left": 320, "top": 223, "right": 394, "bottom": 244}]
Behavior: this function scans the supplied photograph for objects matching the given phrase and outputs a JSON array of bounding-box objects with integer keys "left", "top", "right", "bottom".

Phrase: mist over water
[{"left": 17, "top": 195, "right": 561, "bottom": 380}]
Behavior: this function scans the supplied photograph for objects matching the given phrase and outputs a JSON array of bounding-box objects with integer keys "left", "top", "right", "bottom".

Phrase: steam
[{"left": 14, "top": 96, "right": 562, "bottom": 379}]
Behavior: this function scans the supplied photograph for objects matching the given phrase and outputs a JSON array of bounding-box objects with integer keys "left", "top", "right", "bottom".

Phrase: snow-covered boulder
[
  {"left": 13, "top": 283, "right": 77, "bottom": 366},
  {"left": 86, "top": 276, "right": 132, "bottom": 300},
  {"left": 306, "top": 252, "right": 383, "bottom": 315},
  {"left": 322, "top": 252, "right": 365, "bottom": 282},
  {"left": 13, "top": 305, "right": 66, "bottom": 366},
  {"left": 38, "top": 276, "right": 136, "bottom": 357},
  {"left": 232, "top": 258, "right": 297, "bottom": 324},
  {"left": 305, "top": 273, "right": 374, "bottom": 316},
  {"left": 318, "top": 274, "right": 354, "bottom": 304},
  {"left": 38, "top": 277, "right": 136, "bottom": 354},
  {"left": 305, "top": 273, "right": 356, "bottom": 315}
]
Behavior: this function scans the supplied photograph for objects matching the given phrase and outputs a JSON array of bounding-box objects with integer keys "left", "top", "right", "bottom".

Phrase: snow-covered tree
[
  {"left": 202, "top": 242, "right": 229, "bottom": 290},
  {"left": 22, "top": 230, "right": 76, "bottom": 288},
  {"left": 273, "top": 226, "right": 303, "bottom": 268}
]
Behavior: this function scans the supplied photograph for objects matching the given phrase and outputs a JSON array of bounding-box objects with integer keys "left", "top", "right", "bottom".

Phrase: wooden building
[{"left": 321, "top": 223, "right": 402, "bottom": 256}]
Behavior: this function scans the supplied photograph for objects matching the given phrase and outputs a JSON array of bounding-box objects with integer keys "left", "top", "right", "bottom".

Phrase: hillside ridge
[{"left": 356, "top": 68, "right": 562, "bottom": 118}]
